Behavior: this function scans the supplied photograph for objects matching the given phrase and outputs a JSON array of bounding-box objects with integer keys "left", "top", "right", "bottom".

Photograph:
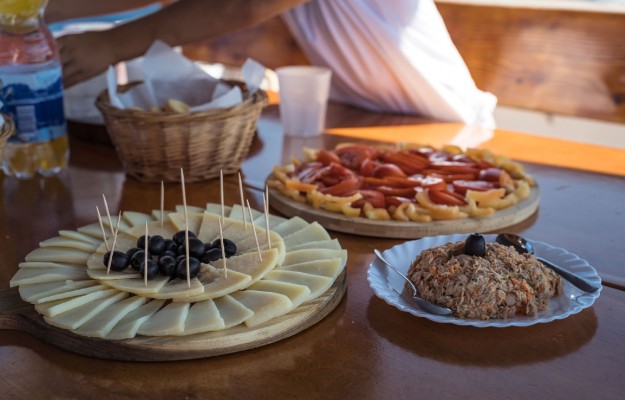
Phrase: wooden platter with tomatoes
[{"left": 267, "top": 143, "right": 539, "bottom": 239}]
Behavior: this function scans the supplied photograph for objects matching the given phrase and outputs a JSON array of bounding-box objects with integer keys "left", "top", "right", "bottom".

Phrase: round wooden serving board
[
  {"left": 0, "top": 271, "right": 346, "bottom": 361},
  {"left": 269, "top": 187, "right": 540, "bottom": 239}
]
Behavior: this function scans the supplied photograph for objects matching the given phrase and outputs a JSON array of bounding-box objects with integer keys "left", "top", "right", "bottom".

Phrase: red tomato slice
[
  {"left": 316, "top": 149, "right": 341, "bottom": 166},
  {"left": 352, "top": 190, "right": 386, "bottom": 209},
  {"left": 373, "top": 163, "right": 406, "bottom": 178},
  {"left": 375, "top": 186, "right": 417, "bottom": 197},
  {"left": 335, "top": 145, "right": 379, "bottom": 171},
  {"left": 452, "top": 180, "right": 496, "bottom": 195},
  {"left": 320, "top": 176, "right": 362, "bottom": 196},
  {"left": 385, "top": 196, "right": 414, "bottom": 207},
  {"left": 428, "top": 190, "right": 467, "bottom": 206}
]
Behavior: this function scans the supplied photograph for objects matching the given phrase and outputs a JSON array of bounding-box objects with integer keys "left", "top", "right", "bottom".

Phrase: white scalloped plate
[{"left": 367, "top": 234, "right": 602, "bottom": 327}]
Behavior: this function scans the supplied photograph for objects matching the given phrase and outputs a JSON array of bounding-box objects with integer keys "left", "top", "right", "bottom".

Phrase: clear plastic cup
[{"left": 276, "top": 66, "right": 332, "bottom": 137}]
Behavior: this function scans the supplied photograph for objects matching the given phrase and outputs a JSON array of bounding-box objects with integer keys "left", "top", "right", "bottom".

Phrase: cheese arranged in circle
[
  {"left": 230, "top": 290, "right": 293, "bottom": 327},
  {"left": 44, "top": 291, "right": 128, "bottom": 330},
  {"left": 137, "top": 302, "right": 190, "bottom": 336},
  {"left": 184, "top": 299, "right": 225, "bottom": 335},
  {"left": 76, "top": 295, "right": 147, "bottom": 338},
  {"left": 105, "top": 299, "right": 166, "bottom": 340}
]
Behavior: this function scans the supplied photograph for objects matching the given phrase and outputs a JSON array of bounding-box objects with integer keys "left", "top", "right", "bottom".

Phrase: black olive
[
  {"left": 103, "top": 251, "right": 129, "bottom": 271},
  {"left": 158, "top": 255, "right": 177, "bottom": 277},
  {"left": 464, "top": 233, "right": 486, "bottom": 257},
  {"left": 130, "top": 250, "right": 147, "bottom": 270},
  {"left": 140, "top": 259, "right": 159, "bottom": 279},
  {"left": 137, "top": 235, "right": 150, "bottom": 249},
  {"left": 212, "top": 238, "right": 237, "bottom": 257},
  {"left": 163, "top": 239, "right": 178, "bottom": 253},
  {"left": 176, "top": 257, "right": 201, "bottom": 280},
  {"left": 200, "top": 247, "right": 223, "bottom": 263},
  {"left": 162, "top": 250, "right": 177, "bottom": 259},
  {"left": 148, "top": 235, "right": 166, "bottom": 255},
  {"left": 178, "top": 238, "right": 206, "bottom": 259},
  {"left": 175, "top": 254, "right": 186, "bottom": 265},
  {"left": 126, "top": 247, "right": 141, "bottom": 260},
  {"left": 173, "top": 230, "right": 196, "bottom": 246}
]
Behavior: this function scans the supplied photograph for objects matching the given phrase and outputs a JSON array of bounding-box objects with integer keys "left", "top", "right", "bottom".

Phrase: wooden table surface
[{"left": 1, "top": 103, "right": 624, "bottom": 399}]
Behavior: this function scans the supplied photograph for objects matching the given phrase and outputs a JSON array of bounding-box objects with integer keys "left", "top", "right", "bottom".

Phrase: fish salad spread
[{"left": 406, "top": 240, "right": 562, "bottom": 320}]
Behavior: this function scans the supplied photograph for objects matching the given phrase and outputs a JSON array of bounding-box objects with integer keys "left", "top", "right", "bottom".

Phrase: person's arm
[
  {"left": 46, "top": 0, "right": 166, "bottom": 23},
  {"left": 58, "top": 0, "right": 309, "bottom": 88}
]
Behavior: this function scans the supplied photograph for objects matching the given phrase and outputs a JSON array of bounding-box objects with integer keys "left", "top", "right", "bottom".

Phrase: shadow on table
[{"left": 366, "top": 295, "right": 597, "bottom": 367}]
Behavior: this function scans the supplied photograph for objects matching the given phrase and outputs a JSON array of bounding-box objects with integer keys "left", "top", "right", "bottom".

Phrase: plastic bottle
[{"left": 0, "top": 0, "right": 69, "bottom": 178}]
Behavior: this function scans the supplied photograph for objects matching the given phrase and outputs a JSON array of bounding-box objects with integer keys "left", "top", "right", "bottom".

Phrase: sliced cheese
[
  {"left": 236, "top": 230, "right": 286, "bottom": 264},
  {"left": 282, "top": 222, "right": 331, "bottom": 249},
  {"left": 40, "top": 236, "right": 99, "bottom": 252},
  {"left": 228, "top": 204, "right": 262, "bottom": 221},
  {"left": 172, "top": 264, "right": 251, "bottom": 303},
  {"left": 248, "top": 280, "right": 311, "bottom": 309},
  {"left": 271, "top": 216, "right": 309, "bottom": 237},
  {"left": 175, "top": 204, "right": 205, "bottom": 214},
  {"left": 19, "top": 261, "right": 84, "bottom": 270},
  {"left": 87, "top": 268, "right": 141, "bottom": 280},
  {"left": 77, "top": 223, "right": 108, "bottom": 239},
  {"left": 214, "top": 295, "right": 254, "bottom": 329},
  {"left": 44, "top": 291, "right": 128, "bottom": 330},
  {"left": 282, "top": 249, "right": 347, "bottom": 267},
  {"left": 35, "top": 284, "right": 108, "bottom": 304},
  {"left": 230, "top": 290, "right": 293, "bottom": 327},
  {"left": 220, "top": 219, "right": 266, "bottom": 245},
  {"left": 25, "top": 247, "right": 91, "bottom": 264},
  {"left": 10, "top": 267, "right": 89, "bottom": 287},
  {"left": 100, "top": 275, "right": 169, "bottom": 295},
  {"left": 279, "top": 258, "right": 344, "bottom": 279},
  {"left": 264, "top": 270, "right": 333, "bottom": 301},
  {"left": 287, "top": 239, "right": 342, "bottom": 252},
  {"left": 101, "top": 214, "right": 132, "bottom": 233},
  {"left": 35, "top": 288, "right": 119, "bottom": 317},
  {"left": 126, "top": 220, "right": 178, "bottom": 240},
  {"left": 74, "top": 295, "right": 147, "bottom": 338},
  {"left": 168, "top": 211, "right": 204, "bottom": 233},
  {"left": 123, "top": 211, "right": 153, "bottom": 227},
  {"left": 253, "top": 213, "right": 286, "bottom": 229},
  {"left": 182, "top": 299, "right": 225, "bottom": 335},
  {"left": 205, "top": 203, "right": 231, "bottom": 216},
  {"left": 93, "top": 231, "right": 138, "bottom": 255},
  {"left": 137, "top": 302, "right": 190, "bottom": 336},
  {"left": 105, "top": 299, "right": 166, "bottom": 340},
  {"left": 18, "top": 280, "right": 95, "bottom": 303},
  {"left": 197, "top": 211, "right": 222, "bottom": 243},
  {"left": 59, "top": 230, "right": 101, "bottom": 244},
  {"left": 210, "top": 248, "right": 279, "bottom": 285},
  {"left": 151, "top": 209, "right": 171, "bottom": 221},
  {"left": 146, "top": 277, "right": 204, "bottom": 299}
]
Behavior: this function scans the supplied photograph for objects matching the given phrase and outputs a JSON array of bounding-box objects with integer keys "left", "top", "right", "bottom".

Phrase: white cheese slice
[
  {"left": 220, "top": 219, "right": 266, "bottom": 245},
  {"left": 19, "top": 261, "right": 84, "bottom": 270},
  {"left": 228, "top": 204, "right": 263, "bottom": 221},
  {"left": 137, "top": 302, "right": 190, "bottom": 336},
  {"left": 35, "top": 288, "right": 119, "bottom": 317},
  {"left": 101, "top": 214, "right": 132, "bottom": 233},
  {"left": 205, "top": 203, "right": 231, "bottom": 216},
  {"left": 210, "top": 248, "right": 279, "bottom": 285},
  {"left": 172, "top": 264, "right": 252, "bottom": 303},
  {"left": 59, "top": 230, "right": 101, "bottom": 244},
  {"left": 77, "top": 223, "right": 108, "bottom": 239},
  {"left": 182, "top": 299, "right": 225, "bottom": 335},
  {"left": 287, "top": 239, "right": 342, "bottom": 252},
  {"left": 230, "top": 290, "right": 293, "bottom": 327},
  {"left": 248, "top": 280, "right": 311, "bottom": 309},
  {"left": 25, "top": 247, "right": 91, "bottom": 264},
  {"left": 236, "top": 230, "right": 286, "bottom": 264},
  {"left": 282, "top": 249, "right": 347, "bottom": 267},
  {"left": 35, "top": 284, "right": 108, "bottom": 304},
  {"left": 40, "top": 236, "right": 99, "bottom": 252},
  {"left": 87, "top": 268, "right": 141, "bottom": 280},
  {"left": 100, "top": 275, "right": 169, "bottom": 294},
  {"left": 123, "top": 211, "right": 153, "bottom": 227},
  {"left": 105, "top": 298, "right": 166, "bottom": 340},
  {"left": 151, "top": 209, "right": 171, "bottom": 221},
  {"left": 263, "top": 270, "right": 334, "bottom": 301},
  {"left": 74, "top": 295, "right": 147, "bottom": 338},
  {"left": 126, "top": 220, "right": 178, "bottom": 240},
  {"left": 18, "top": 280, "right": 95, "bottom": 303},
  {"left": 10, "top": 267, "right": 89, "bottom": 287},
  {"left": 253, "top": 213, "right": 286, "bottom": 229},
  {"left": 279, "top": 258, "right": 344, "bottom": 279},
  {"left": 146, "top": 277, "right": 205, "bottom": 299},
  {"left": 93, "top": 232, "right": 138, "bottom": 255},
  {"left": 214, "top": 295, "right": 254, "bottom": 328},
  {"left": 282, "top": 222, "right": 331, "bottom": 249},
  {"left": 44, "top": 291, "right": 128, "bottom": 330},
  {"left": 271, "top": 216, "right": 309, "bottom": 237},
  {"left": 168, "top": 211, "right": 204, "bottom": 233},
  {"left": 175, "top": 204, "right": 205, "bottom": 214},
  {"left": 197, "top": 211, "right": 222, "bottom": 243}
]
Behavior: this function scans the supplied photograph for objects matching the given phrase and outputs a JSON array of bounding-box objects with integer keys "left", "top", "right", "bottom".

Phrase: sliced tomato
[
  {"left": 381, "top": 151, "right": 430, "bottom": 174},
  {"left": 351, "top": 190, "right": 386, "bottom": 209},
  {"left": 452, "top": 180, "right": 496, "bottom": 195},
  {"left": 316, "top": 149, "right": 341, "bottom": 166},
  {"left": 385, "top": 196, "right": 414, "bottom": 207},
  {"left": 320, "top": 176, "right": 362, "bottom": 196},
  {"left": 375, "top": 186, "right": 417, "bottom": 197},
  {"left": 373, "top": 163, "right": 406, "bottom": 178},
  {"left": 335, "top": 145, "right": 379, "bottom": 171},
  {"left": 428, "top": 190, "right": 467, "bottom": 206}
]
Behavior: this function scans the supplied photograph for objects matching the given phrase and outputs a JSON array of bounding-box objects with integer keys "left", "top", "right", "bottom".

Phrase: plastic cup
[{"left": 276, "top": 66, "right": 332, "bottom": 137}]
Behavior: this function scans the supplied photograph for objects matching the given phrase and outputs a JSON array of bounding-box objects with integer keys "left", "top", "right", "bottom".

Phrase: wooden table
[{"left": 1, "top": 103, "right": 624, "bottom": 399}]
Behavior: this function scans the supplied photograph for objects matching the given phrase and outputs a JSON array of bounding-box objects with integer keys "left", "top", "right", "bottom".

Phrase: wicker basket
[
  {"left": 95, "top": 82, "right": 268, "bottom": 182},
  {"left": 0, "top": 116, "right": 15, "bottom": 161}
]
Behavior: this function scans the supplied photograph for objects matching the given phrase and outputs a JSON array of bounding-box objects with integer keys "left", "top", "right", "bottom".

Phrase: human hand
[{"left": 57, "top": 31, "right": 119, "bottom": 88}]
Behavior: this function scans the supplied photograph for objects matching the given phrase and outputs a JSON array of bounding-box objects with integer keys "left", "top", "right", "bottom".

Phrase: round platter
[{"left": 268, "top": 186, "right": 540, "bottom": 239}]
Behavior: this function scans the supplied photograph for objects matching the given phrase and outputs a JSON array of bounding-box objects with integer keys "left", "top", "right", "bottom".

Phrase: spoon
[
  {"left": 495, "top": 234, "right": 600, "bottom": 292},
  {"left": 374, "top": 249, "right": 453, "bottom": 316}
]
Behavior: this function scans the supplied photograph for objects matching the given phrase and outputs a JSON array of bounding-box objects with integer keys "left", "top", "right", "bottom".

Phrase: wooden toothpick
[
  {"left": 144, "top": 221, "right": 148, "bottom": 287},
  {"left": 96, "top": 205, "right": 110, "bottom": 251},
  {"left": 106, "top": 211, "right": 122, "bottom": 275},
  {"left": 247, "top": 200, "right": 263, "bottom": 262},
  {"left": 263, "top": 191, "right": 271, "bottom": 250},
  {"left": 238, "top": 172, "right": 247, "bottom": 230},
  {"left": 220, "top": 169, "right": 225, "bottom": 223},
  {"left": 102, "top": 194, "right": 114, "bottom": 236},
  {"left": 218, "top": 218, "right": 228, "bottom": 278},
  {"left": 181, "top": 168, "right": 191, "bottom": 288},
  {"left": 160, "top": 180, "right": 164, "bottom": 228}
]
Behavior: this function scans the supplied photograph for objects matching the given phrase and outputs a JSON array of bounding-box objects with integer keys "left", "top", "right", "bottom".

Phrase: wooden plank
[{"left": 437, "top": 3, "right": 625, "bottom": 122}]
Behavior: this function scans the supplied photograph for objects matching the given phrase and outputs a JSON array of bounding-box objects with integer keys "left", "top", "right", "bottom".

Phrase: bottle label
[{"left": 0, "top": 64, "right": 66, "bottom": 144}]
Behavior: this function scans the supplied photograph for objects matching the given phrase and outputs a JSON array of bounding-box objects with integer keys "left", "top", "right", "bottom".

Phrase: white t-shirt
[{"left": 282, "top": 0, "right": 497, "bottom": 127}]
